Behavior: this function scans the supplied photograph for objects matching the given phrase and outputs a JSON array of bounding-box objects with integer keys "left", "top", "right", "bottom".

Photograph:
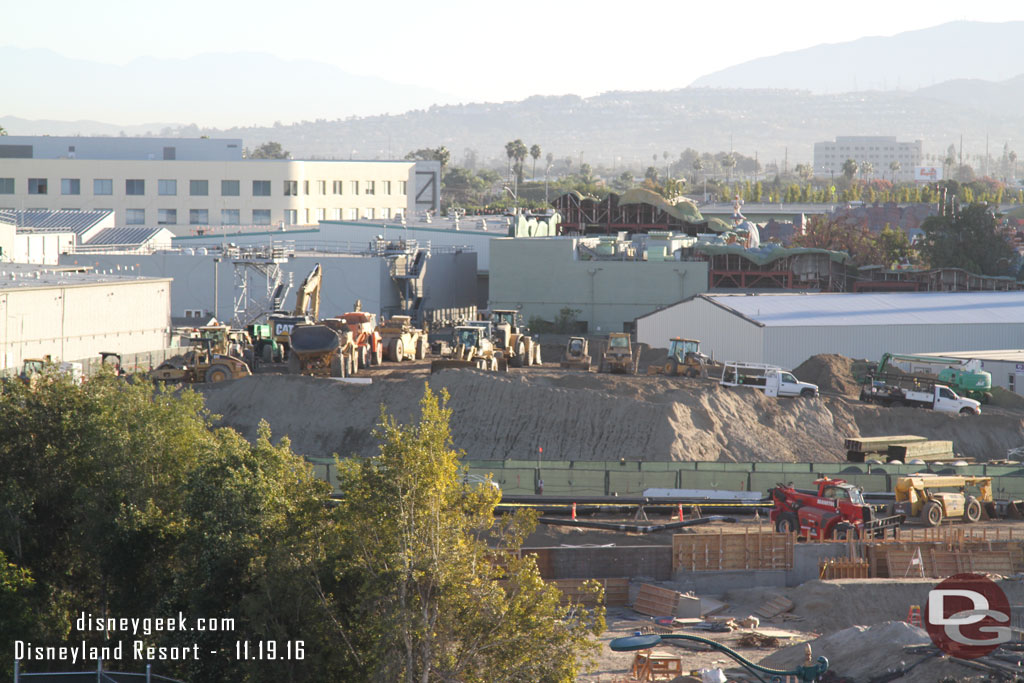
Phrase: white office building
[{"left": 813, "top": 136, "right": 923, "bottom": 181}]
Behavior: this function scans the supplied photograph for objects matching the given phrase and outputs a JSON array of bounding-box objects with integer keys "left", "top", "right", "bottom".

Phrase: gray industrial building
[
  {"left": 0, "top": 263, "right": 171, "bottom": 371},
  {"left": 489, "top": 237, "right": 709, "bottom": 333},
  {"left": 636, "top": 292, "right": 1024, "bottom": 371}
]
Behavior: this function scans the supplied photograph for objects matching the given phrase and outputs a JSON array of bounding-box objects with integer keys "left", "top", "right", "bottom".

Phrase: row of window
[
  {"left": 116, "top": 207, "right": 395, "bottom": 226},
  {"left": 0, "top": 178, "right": 407, "bottom": 197}
]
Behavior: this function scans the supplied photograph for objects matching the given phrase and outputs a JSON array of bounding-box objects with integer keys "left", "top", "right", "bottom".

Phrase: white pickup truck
[
  {"left": 720, "top": 362, "right": 819, "bottom": 398},
  {"left": 859, "top": 377, "right": 981, "bottom": 415}
]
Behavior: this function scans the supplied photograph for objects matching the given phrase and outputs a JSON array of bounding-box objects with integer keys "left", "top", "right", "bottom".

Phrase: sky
[{"left": 5, "top": 0, "right": 1024, "bottom": 115}]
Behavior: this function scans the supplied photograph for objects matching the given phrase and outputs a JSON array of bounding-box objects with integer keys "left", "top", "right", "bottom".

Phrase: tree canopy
[{"left": 918, "top": 203, "right": 1014, "bottom": 275}]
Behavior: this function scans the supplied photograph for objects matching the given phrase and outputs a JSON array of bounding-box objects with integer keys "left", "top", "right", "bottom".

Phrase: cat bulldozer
[
  {"left": 599, "top": 332, "right": 636, "bottom": 374},
  {"left": 430, "top": 325, "right": 508, "bottom": 373},
  {"left": 560, "top": 336, "right": 591, "bottom": 370},
  {"left": 287, "top": 323, "right": 358, "bottom": 377},
  {"left": 150, "top": 338, "right": 251, "bottom": 385}
]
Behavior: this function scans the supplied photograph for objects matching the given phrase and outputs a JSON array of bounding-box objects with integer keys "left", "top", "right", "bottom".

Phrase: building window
[
  {"left": 317, "top": 180, "right": 326, "bottom": 195},
  {"left": 364, "top": 208, "right": 375, "bottom": 220},
  {"left": 284, "top": 209, "right": 297, "bottom": 225},
  {"left": 253, "top": 180, "right": 271, "bottom": 196},
  {"left": 94, "top": 178, "right": 113, "bottom": 195},
  {"left": 221, "top": 209, "right": 240, "bottom": 225},
  {"left": 365, "top": 181, "right": 375, "bottom": 195},
  {"left": 190, "top": 180, "right": 209, "bottom": 196},
  {"left": 399, "top": 180, "right": 407, "bottom": 194},
  {"left": 0, "top": 178, "right": 13, "bottom": 194},
  {"left": 284, "top": 180, "right": 298, "bottom": 196},
  {"left": 126, "top": 179, "right": 145, "bottom": 195},
  {"left": 347, "top": 208, "right": 358, "bottom": 220},
  {"left": 28, "top": 178, "right": 48, "bottom": 195},
  {"left": 190, "top": 209, "right": 209, "bottom": 225},
  {"left": 222, "top": 180, "right": 240, "bottom": 196},
  {"left": 332, "top": 180, "right": 343, "bottom": 195},
  {"left": 61, "top": 178, "right": 81, "bottom": 195},
  {"left": 350, "top": 181, "right": 359, "bottom": 195},
  {"left": 316, "top": 208, "right": 326, "bottom": 221},
  {"left": 126, "top": 209, "right": 145, "bottom": 225},
  {"left": 158, "top": 209, "right": 177, "bottom": 225},
  {"left": 158, "top": 179, "right": 177, "bottom": 196},
  {"left": 333, "top": 208, "right": 342, "bottom": 220},
  {"left": 163, "top": 146, "right": 176, "bottom": 160},
  {"left": 381, "top": 207, "right": 391, "bottom": 219},
  {"left": 383, "top": 180, "right": 392, "bottom": 195},
  {"left": 304, "top": 208, "right": 310, "bottom": 223},
  {"left": 303, "top": 180, "right": 310, "bottom": 195},
  {"left": 252, "top": 209, "right": 271, "bottom": 225}
]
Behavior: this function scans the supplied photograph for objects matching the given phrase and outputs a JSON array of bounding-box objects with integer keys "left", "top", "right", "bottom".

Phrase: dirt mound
[
  {"left": 989, "top": 386, "right": 1024, "bottom": 410},
  {"left": 793, "top": 354, "right": 862, "bottom": 397},
  {"left": 198, "top": 370, "right": 849, "bottom": 462}
]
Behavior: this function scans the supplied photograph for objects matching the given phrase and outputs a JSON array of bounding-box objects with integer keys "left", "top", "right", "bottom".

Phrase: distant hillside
[
  {"left": 691, "top": 21, "right": 1024, "bottom": 92},
  {"left": 0, "top": 47, "right": 451, "bottom": 128}
]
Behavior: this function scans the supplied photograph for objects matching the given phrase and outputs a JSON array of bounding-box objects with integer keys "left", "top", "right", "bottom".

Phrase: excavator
[
  {"left": 268, "top": 263, "right": 322, "bottom": 360},
  {"left": 865, "top": 352, "right": 992, "bottom": 403}
]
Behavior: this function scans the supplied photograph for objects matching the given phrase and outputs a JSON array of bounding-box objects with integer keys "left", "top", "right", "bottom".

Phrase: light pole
[
  {"left": 213, "top": 257, "right": 221, "bottom": 321},
  {"left": 610, "top": 633, "right": 828, "bottom": 682}
]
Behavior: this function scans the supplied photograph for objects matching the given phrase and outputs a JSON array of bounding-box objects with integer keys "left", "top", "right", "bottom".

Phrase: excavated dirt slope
[{"left": 198, "top": 354, "right": 1024, "bottom": 462}]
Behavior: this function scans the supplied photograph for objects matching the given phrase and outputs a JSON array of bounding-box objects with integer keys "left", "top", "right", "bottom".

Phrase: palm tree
[
  {"left": 842, "top": 158, "right": 859, "bottom": 181},
  {"left": 691, "top": 158, "right": 704, "bottom": 186},
  {"left": 1010, "top": 150, "right": 1018, "bottom": 180},
  {"left": 861, "top": 161, "right": 874, "bottom": 180},
  {"left": 721, "top": 154, "right": 737, "bottom": 183},
  {"left": 889, "top": 160, "right": 901, "bottom": 183},
  {"left": 505, "top": 141, "right": 517, "bottom": 181},
  {"left": 530, "top": 144, "right": 541, "bottom": 180},
  {"left": 512, "top": 140, "right": 528, "bottom": 184}
]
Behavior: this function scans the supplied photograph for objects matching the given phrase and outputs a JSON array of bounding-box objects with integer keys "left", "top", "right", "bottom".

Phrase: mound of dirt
[
  {"left": 989, "top": 386, "right": 1024, "bottom": 410},
  {"left": 198, "top": 370, "right": 850, "bottom": 462},
  {"left": 793, "top": 354, "right": 862, "bottom": 397}
]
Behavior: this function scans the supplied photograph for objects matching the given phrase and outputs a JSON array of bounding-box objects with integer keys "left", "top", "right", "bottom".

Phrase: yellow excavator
[{"left": 268, "top": 263, "right": 322, "bottom": 360}]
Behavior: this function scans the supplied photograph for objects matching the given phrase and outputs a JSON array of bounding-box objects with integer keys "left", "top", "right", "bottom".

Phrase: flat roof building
[{"left": 813, "top": 136, "right": 922, "bottom": 182}]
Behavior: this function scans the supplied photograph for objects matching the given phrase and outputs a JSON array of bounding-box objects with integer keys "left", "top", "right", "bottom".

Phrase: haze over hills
[{"left": 691, "top": 21, "right": 1024, "bottom": 92}]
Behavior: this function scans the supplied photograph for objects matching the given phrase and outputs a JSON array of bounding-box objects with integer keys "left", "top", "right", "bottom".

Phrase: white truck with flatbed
[
  {"left": 719, "top": 362, "right": 819, "bottom": 398},
  {"left": 859, "top": 370, "right": 980, "bottom": 415}
]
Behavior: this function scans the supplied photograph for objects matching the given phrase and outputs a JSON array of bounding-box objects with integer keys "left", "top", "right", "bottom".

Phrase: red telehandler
[{"left": 770, "top": 478, "right": 904, "bottom": 540}]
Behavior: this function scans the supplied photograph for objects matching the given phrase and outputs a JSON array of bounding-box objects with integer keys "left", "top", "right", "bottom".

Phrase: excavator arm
[{"left": 293, "top": 263, "right": 322, "bottom": 320}]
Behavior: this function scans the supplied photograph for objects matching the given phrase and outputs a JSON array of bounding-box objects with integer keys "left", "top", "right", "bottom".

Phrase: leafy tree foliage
[
  {"left": 919, "top": 203, "right": 1014, "bottom": 275},
  {"left": 406, "top": 146, "right": 450, "bottom": 170},
  {"left": 790, "top": 216, "right": 914, "bottom": 267},
  {"left": 842, "top": 158, "right": 858, "bottom": 180},
  {"left": 328, "top": 385, "right": 604, "bottom": 682},
  {"left": 249, "top": 141, "right": 290, "bottom": 159}
]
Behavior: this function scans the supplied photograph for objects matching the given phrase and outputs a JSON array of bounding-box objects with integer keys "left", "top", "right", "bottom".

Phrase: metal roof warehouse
[{"left": 635, "top": 292, "right": 1024, "bottom": 370}]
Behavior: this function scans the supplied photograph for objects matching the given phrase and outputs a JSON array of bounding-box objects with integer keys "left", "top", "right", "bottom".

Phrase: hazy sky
[{"left": 6, "top": 0, "right": 1024, "bottom": 105}]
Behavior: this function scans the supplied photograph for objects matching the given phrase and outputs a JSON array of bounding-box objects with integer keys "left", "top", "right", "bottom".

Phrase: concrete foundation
[{"left": 523, "top": 546, "right": 672, "bottom": 581}]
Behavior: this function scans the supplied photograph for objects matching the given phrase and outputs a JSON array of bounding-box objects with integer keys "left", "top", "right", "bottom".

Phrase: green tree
[
  {"left": 250, "top": 141, "right": 290, "bottom": 159},
  {"left": 919, "top": 203, "right": 1013, "bottom": 275},
  {"left": 329, "top": 386, "right": 603, "bottom": 682},
  {"left": 530, "top": 144, "right": 541, "bottom": 179},
  {"left": 645, "top": 166, "right": 659, "bottom": 182},
  {"left": 721, "top": 153, "right": 736, "bottom": 183},
  {"left": 0, "top": 125, "right": 7, "bottom": 136},
  {"left": 405, "top": 147, "right": 449, "bottom": 171},
  {"left": 889, "top": 160, "right": 901, "bottom": 183},
  {"left": 691, "top": 158, "right": 704, "bottom": 186},
  {"left": 860, "top": 161, "right": 874, "bottom": 180},
  {"left": 842, "top": 158, "right": 859, "bottom": 181}
]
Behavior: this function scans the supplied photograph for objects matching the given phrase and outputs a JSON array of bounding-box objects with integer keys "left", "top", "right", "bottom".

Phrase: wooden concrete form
[
  {"left": 633, "top": 584, "right": 685, "bottom": 618},
  {"left": 819, "top": 558, "right": 870, "bottom": 579},
  {"left": 672, "top": 529, "right": 794, "bottom": 572},
  {"left": 549, "top": 578, "right": 629, "bottom": 606}
]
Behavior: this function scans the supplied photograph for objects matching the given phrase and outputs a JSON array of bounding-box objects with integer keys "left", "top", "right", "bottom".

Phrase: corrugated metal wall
[{"left": 637, "top": 297, "right": 763, "bottom": 362}]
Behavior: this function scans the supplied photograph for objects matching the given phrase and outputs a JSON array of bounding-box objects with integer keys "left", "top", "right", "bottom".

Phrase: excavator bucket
[{"left": 289, "top": 325, "right": 340, "bottom": 357}]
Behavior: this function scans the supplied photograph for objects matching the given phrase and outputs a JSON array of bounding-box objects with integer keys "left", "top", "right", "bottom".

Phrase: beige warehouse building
[{"left": 0, "top": 263, "right": 171, "bottom": 371}]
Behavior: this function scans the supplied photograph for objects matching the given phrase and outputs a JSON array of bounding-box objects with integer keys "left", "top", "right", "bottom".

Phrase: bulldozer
[
  {"left": 490, "top": 309, "right": 542, "bottom": 367},
  {"left": 430, "top": 325, "right": 508, "bottom": 373},
  {"left": 378, "top": 315, "right": 429, "bottom": 362},
  {"left": 150, "top": 337, "right": 251, "bottom": 384},
  {"left": 894, "top": 475, "right": 995, "bottom": 527},
  {"left": 560, "top": 336, "right": 591, "bottom": 370},
  {"left": 598, "top": 332, "right": 636, "bottom": 374},
  {"left": 660, "top": 338, "right": 710, "bottom": 378},
  {"left": 287, "top": 323, "right": 357, "bottom": 377},
  {"left": 268, "top": 263, "right": 322, "bottom": 360}
]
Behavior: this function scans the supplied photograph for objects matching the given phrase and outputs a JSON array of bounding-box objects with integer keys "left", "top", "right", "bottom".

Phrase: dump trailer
[
  {"left": 287, "top": 324, "right": 356, "bottom": 377},
  {"left": 560, "top": 336, "right": 591, "bottom": 370},
  {"left": 860, "top": 371, "right": 981, "bottom": 414},
  {"left": 868, "top": 352, "right": 992, "bottom": 403},
  {"left": 490, "top": 308, "right": 541, "bottom": 367},
  {"left": 770, "top": 478, "right": 904, "bottom": 540},
  {"left": 430, "top": 325, "right": 508, "bottom": 373},
  {"left": 894, "top": 475, "right": 994, "bottom": 527},
  {"left": 720, "top": 362, "right": 818, "bottom": 398},
  {"left": 378, "top": 315, "right": 428, "bottom": 362},
  {"left": 150, "top": 338, "right": 251, "bottom": 384},
  {"left": 599, "top": 333, "right": 635, "bottom": 374}
]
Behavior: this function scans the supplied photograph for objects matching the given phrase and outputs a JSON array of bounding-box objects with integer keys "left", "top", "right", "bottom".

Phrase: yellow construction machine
[
  {"left": 377, "top": 315, "right": 429, "bottom": 362},
  {"left": 659, "top": 338, "right": 709, "bottom": 378},
  {"left": 268, "top": 263, "right": 322, "bottom": 359},
  {"left": 598, "top": 332, "right": 636, "bottom": 374},
  {"left": 287, "top": 323, "right": 357, "bottom": 377},
  {"left": 430, "top": 325, "right": 508, "bottom": 373},
  {"left": 894, "top": 475, "right": 994, "bottom": 527},
  {"left": 490, "top": 308, "right": 541, "bottom": 367},
  {"left": 150, "top": 337, "right": 251, "bottom": 384},
  {"left": 560, "top": 336, "right": 591, "bottom": 370}
]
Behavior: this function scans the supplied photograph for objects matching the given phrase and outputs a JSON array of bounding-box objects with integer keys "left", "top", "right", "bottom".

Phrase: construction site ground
[{"left": 196, "top": 348, "right": 1024, "bottom": 681}]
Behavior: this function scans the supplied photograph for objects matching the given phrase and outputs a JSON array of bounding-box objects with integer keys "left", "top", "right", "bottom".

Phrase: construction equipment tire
[
  {"left": 922, "top": 500, "right": 943, "bottom": 527},
  {"left": 775, "top": 513, "right": 798, "bottom": 534},
  {"left": 205, "top": 364, "right": 231, "bottom": 383},
  {"left": 331, "top": 355, "right": 343, "bottom": 378},
  {"left": 511, "top": 341, "right": 525, "bottom": 368},
  {"left": 665, "top": 358, "right": 679, "bottom": 376},
  {"left": 832, "top": 524, "right": 859, "bottom": 541},
  {"left": 358, "top": 346, "right": 369, "bottom": 369},
  {"left": 394, "top": 338, "right": 405, "bottom": 362},
  {"left": 416, "top": 337, "right": 427, "bottom": 360},
  {"left": 374, "top": 344, "right": 383, "bottom": 366},
  {"left": 533, "top": 344, "right": 542, "bottom": 366},
  {"left": 965, "top": 497, "right": 982, "bottom": 523},
  {"left": 288, "top": 354, "right": 301, "bottom": 374},
  {"left": 261, "top": 345, "right": 274, "bottom": 364}
]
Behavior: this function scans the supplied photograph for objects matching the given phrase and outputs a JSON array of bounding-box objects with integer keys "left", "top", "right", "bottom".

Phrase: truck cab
[{"left": 721, "top": 362, "right": 818, "bottom": 398}]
